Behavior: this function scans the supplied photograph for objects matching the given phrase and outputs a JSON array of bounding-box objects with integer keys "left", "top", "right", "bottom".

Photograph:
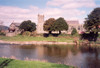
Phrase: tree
[
  {"left": 71, "top": 28, "right": 77, "bottom": 35},
  {"left": 53, "top": 17, "right": 68, "bottom": 34},
  {"left": 43, "top": 18, "right": 55, "bottom": 34},
  {"left": 84, "top": 7, "right": 100, "bottom": 32},
  {"left": 20, "top": 20, "right": 36, "bottom": 32},
  {"left": 83, "top": 7, "right": 100, "bottom": 41}
]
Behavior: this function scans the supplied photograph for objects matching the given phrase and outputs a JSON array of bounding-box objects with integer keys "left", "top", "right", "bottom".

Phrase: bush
[
  {"left": 22, "top": 31, "right": 31, "bottom": 36},
  {"left": 31, "top": 31, "right": 37, "bottom": 37},
  {"left": 71, "top": 28, "right": 78, "bottom": 35},
  {"left": 0, "top": 30, "right": 5, "bottom": 36},
  {"left": 0, "top": 32, "right": 5, "bottom": 36}
]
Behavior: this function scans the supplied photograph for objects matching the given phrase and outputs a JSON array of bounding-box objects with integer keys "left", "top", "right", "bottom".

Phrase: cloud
[
  {"left": 47, "top": 0, "right": 96, "bottom": 8},
  {"left": 0, "top": 0, "right": 97, "bottom": 26},
  {"left": 46, "top": 0, "right": 96, "bottom": 24},
  {"left": 0, "top": 6, "right": 39, "bottom": 26},
  {"left": 0, "top": 5, "right": 86, "bottom": 26}
]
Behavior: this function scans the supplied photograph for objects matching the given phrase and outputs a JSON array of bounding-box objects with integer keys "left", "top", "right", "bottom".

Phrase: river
[{"left": 0, "top": 44, "right": 100, "bottom": 68}]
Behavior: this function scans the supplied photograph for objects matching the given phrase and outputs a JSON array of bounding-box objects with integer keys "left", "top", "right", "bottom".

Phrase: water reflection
[
  {"left": 43, "top": 45, "right": 69, "bottom": 57},
  {"left": 0, "top": 44, "right": 100, "bottom": 68},
  {"left": 80, "top": 46, "right": 100, "bottom": 68}
]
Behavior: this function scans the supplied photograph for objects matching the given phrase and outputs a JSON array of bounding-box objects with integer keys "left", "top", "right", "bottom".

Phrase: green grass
[
  {"left": 0, "top": 35, "right": 75, "bottom": 42},
  {"left": 0, "top": 58, "right": 75, "bottom": 68},
  {"left": 0, "top": 58, "right": 8, "bottom": 64}
]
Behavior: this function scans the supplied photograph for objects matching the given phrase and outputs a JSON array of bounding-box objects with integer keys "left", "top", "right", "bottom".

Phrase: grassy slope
[
  {"left": 0, "top": 35, "right": 77, "bottom": 42},
  {"left": 0, "top": 58, "right": 75, "bottom": 68}
]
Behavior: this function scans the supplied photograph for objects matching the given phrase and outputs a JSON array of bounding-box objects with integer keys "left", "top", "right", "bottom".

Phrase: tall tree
[
  {"left": 53, "top": 17, "right": 68, "bottom": 34},
  {"left": 20, "top": 20, "right": 36, "bottom": 32},
  {"left": 43, "top": 18, "right": 55, "bottom": 34},
  {"left": 83, "top": 7, "right": 100, "bottom": 41},
  {"left": 84, "top": 7, "right": 100, "bottom": 32}
]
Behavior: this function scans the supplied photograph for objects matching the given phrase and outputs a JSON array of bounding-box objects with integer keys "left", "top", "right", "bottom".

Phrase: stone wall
[
  {"left": 6, "top": 33, "right": 16, "bottom": 37},
  {"left": 6, "top": 31, "right": 21, "bottom": 37}
]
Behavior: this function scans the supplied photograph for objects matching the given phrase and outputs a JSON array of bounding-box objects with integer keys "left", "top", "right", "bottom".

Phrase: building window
[{"left": 78, "top": 26, "right": 80, "bottom": 30}]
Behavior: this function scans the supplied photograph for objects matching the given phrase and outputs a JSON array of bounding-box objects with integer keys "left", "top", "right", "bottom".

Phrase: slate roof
[{"left": 66, "top": 20, "right": 79, "bottom": 25}]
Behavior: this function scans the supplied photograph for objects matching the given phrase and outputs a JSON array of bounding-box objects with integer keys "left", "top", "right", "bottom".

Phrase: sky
[{"left": 0, "top": 0, "right": 100, "bottom": 26}]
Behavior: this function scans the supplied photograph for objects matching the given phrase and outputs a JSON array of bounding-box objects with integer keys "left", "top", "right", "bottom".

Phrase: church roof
[
  {"left": 10, "top": 23, "right": 20, "bottom": 27},
  {"left": 66, "top": 20, "right": 79, "bottom": 25}
]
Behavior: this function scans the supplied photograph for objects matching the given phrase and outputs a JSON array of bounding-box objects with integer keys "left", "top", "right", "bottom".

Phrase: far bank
[{"left": 0, "top": 35, "right": 78, "bottom": 45}]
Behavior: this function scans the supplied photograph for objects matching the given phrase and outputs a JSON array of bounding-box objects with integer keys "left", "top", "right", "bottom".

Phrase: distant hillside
[{"left": 0, "top": 25, "right": 8, "bottom": 30}]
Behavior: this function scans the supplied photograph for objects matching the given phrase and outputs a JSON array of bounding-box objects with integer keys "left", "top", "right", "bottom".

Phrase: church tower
[{"left": 37, "top": 14, "right": 45, "bottom": 34}]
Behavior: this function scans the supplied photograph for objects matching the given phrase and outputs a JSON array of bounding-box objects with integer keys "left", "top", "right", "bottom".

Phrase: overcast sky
[{"left": 0, "top": 0, "right": 100, "bottom": 26}]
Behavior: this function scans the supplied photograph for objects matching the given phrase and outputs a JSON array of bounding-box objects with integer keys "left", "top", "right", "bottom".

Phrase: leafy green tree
[
  {"left": 20, "top": 20, "right": 36, "bottom": 32},
  {"left": 53, "top": 17, "right": 68, "bottom": 34},
  {"left": 84, "top": 7, "right": 100, "bottom": 32},
  {"left": 71, "top": 28, "right": 77, "bottom": 35},
  {"left": 43, "top": 18, "right": 55, "bottom": 34},
  {"left": 83, "top": 7, "right": 100, "bottom": 41}
]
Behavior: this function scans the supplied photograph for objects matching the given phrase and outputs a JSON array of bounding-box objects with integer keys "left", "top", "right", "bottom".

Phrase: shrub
[
  {"left": 0, "top": 30, "right": 5, "bottom": 36},
  {"left": 0, "top": 32, "right": 5, "bottom": 36},
  {"left": 31, "top": 31, "right": 37, "bottom": 37},
  {"left": 22, "top": 31, "right": 31, "bottom": 36},
  {"left": 71, "top": 28, "right": 78, "bottom": 35}
]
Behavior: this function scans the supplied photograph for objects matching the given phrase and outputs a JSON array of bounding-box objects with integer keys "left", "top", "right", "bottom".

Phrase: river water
[{"left": 0, "top": 44, "right": 100, "bottom": 68}]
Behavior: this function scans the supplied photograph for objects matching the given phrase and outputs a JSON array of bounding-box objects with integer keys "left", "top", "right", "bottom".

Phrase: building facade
[
  {"left": 7, "top": 14, "right": 84, "bottom": 36},
  {"left": 9, "top": 23, "right": 20, "bottom": 32},
  {"left": 67, "top": 20, "right": 84, "bottom": 34},
  {"left": 37, "top": 14, "right": 84, "bottom": 34},
  {"left": 6, "top": 22, "right": 21, "bottom": 36}
]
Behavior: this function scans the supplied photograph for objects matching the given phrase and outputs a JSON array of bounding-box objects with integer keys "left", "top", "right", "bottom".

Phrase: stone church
[
  {"left": 37, "top": 14, "right": 84, "bottom": 34},
  {"left": 7, "top": 14, "right": 84, "bottom": 36}
]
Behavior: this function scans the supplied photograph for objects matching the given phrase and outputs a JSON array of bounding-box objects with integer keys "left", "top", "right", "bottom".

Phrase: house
[
  {"left": 8, "top": 23, "right": 21, "bottom": 32},
  {"left": 6, "top": 22, "right": 21, "bottom": 36}
]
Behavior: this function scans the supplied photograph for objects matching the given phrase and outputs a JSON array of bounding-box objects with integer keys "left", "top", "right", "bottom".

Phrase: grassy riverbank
[
  {"left": 0, "top": 35, "right": 78, "bottom": 42},
  {"left": 0, "top": 58, "right": 75, "bottom": 68}
]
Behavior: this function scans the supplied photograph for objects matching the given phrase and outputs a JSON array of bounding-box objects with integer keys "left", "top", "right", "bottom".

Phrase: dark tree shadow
[
  {"left": 80, "top": 32, "right": 98, "bottom": 42},
  {"left": 51, "top": 33, "right": 59, "bottom": 37},
  {"left": 43, "top": 33, "right": 60, "bottom": 37},
  {"left": 43, "top": 33, "right": 49, "bottom": 37}
]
